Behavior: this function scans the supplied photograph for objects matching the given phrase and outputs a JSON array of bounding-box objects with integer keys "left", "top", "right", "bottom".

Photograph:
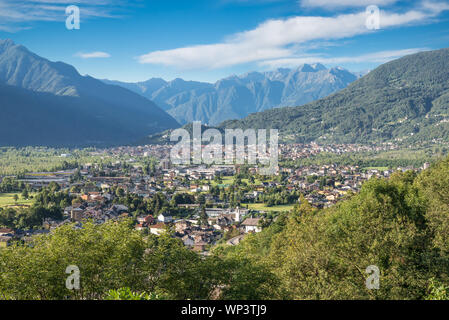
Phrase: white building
[
  {"left": 157, "top": 213, "right": 173, "bottom": 223},
  {"left": 241, "top": 218, "right": 262, "bottom": 233}
]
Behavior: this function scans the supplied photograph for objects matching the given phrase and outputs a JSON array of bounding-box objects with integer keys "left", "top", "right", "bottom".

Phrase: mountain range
[
  {"left": 104, "top": 64, "right": 359, "bottom": 125},
  {"left": 3, "top": 38, "right": 448, "bottom": 148},
  {"left": 0, "top": 39, "right": 179, "bottom": 147},
  {"left": 219, "top": 47, "right": 449, "bottom": 145}
]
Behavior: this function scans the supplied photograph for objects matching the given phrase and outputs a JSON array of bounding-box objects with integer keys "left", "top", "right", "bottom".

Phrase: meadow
[
  {"left": 0, "top": 147, "right": 133, "bottom": 175},
  {"left": 0, "top": 193, "right": 34, "bottom": 208},
  {"left": 211, "top": 176, "right": 263, "bottom": 186},
  {"left": 246, "top": 203, "right": 295, "bottom": 212}
]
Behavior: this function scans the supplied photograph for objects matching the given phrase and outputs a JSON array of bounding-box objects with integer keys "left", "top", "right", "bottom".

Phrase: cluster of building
[
  {"left": 0, "top": 143, "right": 431, "bottom": 252},
  {"left": 0, "top": 227, "right": 50, "bottom": 247},
  {"left": 135, "top": 207, "right": 257, "bottom": 252},
  {"left": 283, "top": 164, "right": 392, "bottom": 207},
  {"left": 279, "top": 142, "right": 398, "bottom": 160}
]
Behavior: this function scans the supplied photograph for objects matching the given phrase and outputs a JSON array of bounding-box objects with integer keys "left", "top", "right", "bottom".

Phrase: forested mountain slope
[{"left": 220, "top": 48, "right": 449, "bottom": 145}]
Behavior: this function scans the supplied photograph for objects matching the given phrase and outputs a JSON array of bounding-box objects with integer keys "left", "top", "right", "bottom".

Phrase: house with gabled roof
[{"left": 241, "top": 217, "right": 262, "bottom": 233}]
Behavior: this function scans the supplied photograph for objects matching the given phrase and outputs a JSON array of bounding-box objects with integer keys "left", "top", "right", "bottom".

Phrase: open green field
[
  {"left": 0, "top": 193, "right": 34, "bottom": 208},
  {"left": 363, "top": 167, "right": 389, "bottom": 171},
  {"left": 246, "top": 203, "right": 295, "bottom": 212},
  {"left": 241, "top": 178, "right": 263, "bottom": 185},
  {"left": 218, "top": 177, "right": 234, "bottom": 185},
  {"left": 0, "top": 146, "right": 135, "bottom": 175},
  {"left": 211, "top": 176, "right": 263, "bottom": 186}
]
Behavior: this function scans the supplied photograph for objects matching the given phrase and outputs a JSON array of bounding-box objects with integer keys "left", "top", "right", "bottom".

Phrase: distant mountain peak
[
  {"left": 297, "top": 64, "right": 315, "bottom": 72},
  {"left": 171, "top": 78, "right": 185, "bottom": 84},
  {"left": 296, "top": 63, "right": 327, "bottom": 72},
  {"left": 0, "top": 38, "right": 15, "bottom": 49},
  {"left": 141, "top": 77, "right": 167, "bottom": 85},
  {"left": 106, "top": 63, "right": 358, "bottom": 125},
  {"left": 310, "top": 63, "right": 327, "bottom": 71},
  {"left": 239, "top": 71, "right": 264, "bottom": 80},
  {"left": 274, "top": 67, "right": 291, "bottom": 73}
]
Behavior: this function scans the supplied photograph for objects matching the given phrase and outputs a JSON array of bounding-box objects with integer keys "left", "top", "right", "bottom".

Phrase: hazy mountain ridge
[
  {"left": 104, "top": 63, "right": 358, "bottom": 125},
  {"left": 0, "top": 39, "right": 179, "bottom": 147}
]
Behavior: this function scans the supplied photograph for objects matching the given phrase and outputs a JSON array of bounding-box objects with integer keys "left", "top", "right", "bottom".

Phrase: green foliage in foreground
[
  {"left": 105, "top": 287, "right": 166, "bottom": 300},
  {"left": 0, "top": 219, "right": 276, "bottom": 300},
  {"left": 215, "top": 158, "right": 449, "bottom": 300},
  {"left": 1, "top": 157, "right": 449, "bottom": 300},
  {"left": 425, "top": 279, "right": 449, "bottom": 300}
]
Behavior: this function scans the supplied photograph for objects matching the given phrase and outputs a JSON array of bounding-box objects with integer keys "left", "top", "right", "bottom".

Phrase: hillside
[
  {"left": 219, "top": 48, "right": 449, "bottom": 145},
  {"left": 104, "top": 64, "right": 358, "bottom": 125},
  {"left": 0, "top": 39, "right": 179, "bottom": 147}
]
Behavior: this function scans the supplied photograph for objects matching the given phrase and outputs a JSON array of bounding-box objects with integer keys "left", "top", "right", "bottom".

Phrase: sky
[{"left": 0, "top": 0, "right": 448, "bottom": 83}]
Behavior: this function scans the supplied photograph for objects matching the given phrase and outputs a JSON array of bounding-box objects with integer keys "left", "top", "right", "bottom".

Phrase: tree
[
  {"left": 21, "top": 189, "right": 29, "bottom": 200},
  {"left": 197, "top": 194, "right": 206, "bottom": 205},
  {"left": 0, "top": 208, "right": 17, "bottom": 228},
  {"left": 104, "top": 287, "right": 166, "bottom": 300},
  {"left": 198, "top": 206, "right": 209, "bottom": 226},
  {"left": 426, "top": 279, "right": 449, "bottom": 300},
  {"left": 116, "top": 187, "right": 125, "bottom": 198},
  {"left": 48, "top": 182, "right": 61, "bottom": 193},
  {"left": 0, "top": 219, "right": 217, "bottom": 300},
  {"left": 214, "top": 164, "right": 449, "bottom": 300}
]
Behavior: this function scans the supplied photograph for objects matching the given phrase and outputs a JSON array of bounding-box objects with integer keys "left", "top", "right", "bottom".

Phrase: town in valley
[{"left": 0, "top": 142, "right": 431, "bottom": 253}]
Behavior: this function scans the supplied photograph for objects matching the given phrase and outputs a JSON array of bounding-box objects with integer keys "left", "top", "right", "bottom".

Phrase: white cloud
[
  {"left": 300, "top": 0, "right": 400, "bottom": 8},
  {"left": 421, "top": 0, "right": 449, "bottom": 12},
  {"left": 259, "top": 48, "right": 429, "bottom": 68},
  {"left": 76, "top": 51, "right": 111, "bottom": 59},
  {"left": 138, "top": 2, "right": 447, "bottom": 69},
  {"left": 0, "top": 0, "right": 124, "bottom": 31}
]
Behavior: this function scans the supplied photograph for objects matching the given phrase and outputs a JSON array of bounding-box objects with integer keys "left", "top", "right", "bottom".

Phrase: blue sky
[{"left": 0, "top": 0, "right": 448, "bottom": 83}]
